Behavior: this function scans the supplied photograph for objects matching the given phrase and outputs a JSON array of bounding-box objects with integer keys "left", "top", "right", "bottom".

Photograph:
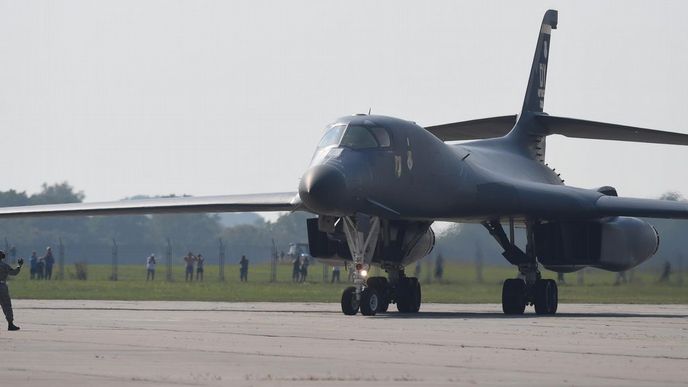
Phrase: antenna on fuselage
[{"left": 368, "top": 107, "right": 371, "bottom": 115}]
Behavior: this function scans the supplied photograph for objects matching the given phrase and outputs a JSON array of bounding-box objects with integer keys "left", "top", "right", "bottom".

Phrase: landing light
[{"left": 360, "top": 269, "right": 368, "bottom": 277}]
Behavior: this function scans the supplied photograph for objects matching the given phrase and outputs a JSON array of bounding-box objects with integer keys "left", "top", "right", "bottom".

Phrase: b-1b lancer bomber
[{"left": 2, "top": 10, "right": 688, "bottom": 315}]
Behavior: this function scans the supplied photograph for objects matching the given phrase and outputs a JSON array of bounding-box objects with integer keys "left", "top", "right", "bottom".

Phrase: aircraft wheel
[
  {"left": 341, "top": 286, "right": 359, "bottom": 315},
  {"left": 409, "top": 278, "right": 421, "bottom": 313},
  {"left": 367, "top": 277, "right": 389, "bottom": 313},
  {"left": 502, "top": 278, "right": 527, "bottom": 315},
  {"left": 360, "top": 287, "right": 379, "bottom": 316},
  {"left": 534, "top": 279, "right": 558, "bottom": 315},
  {"left": 396, "top": 277, "right": 421, "bottom": 313}
]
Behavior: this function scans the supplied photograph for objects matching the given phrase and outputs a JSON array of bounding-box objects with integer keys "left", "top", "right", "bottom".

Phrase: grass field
[{"left": 7, "top": 261, "right": 687, "bottom": 304}]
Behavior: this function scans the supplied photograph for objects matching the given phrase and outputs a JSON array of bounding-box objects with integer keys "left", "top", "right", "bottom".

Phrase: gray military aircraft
[{"left": 1, "top": 10, "right": 687, "bottom": 316}]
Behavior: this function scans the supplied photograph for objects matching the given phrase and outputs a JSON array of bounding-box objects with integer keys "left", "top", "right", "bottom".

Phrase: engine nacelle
[
  {"left": 307, "top": 217, "right": 435, "bottom": 266},
  {"left": 535, "top": 217, "right": 659, "bottom": 272}
]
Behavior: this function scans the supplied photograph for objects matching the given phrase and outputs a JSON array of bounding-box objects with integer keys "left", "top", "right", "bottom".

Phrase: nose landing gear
[{"left": 339, "top": 215, "right": 423, "bottom": 316}]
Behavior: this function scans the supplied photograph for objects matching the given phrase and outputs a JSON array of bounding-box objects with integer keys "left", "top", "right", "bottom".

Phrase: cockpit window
[
  {"left": 340, "top": 125, "right": 378, "bottom": 149},
  {"left": 369, "top": 126, "right": 391, "bottom": 147},
  {"left": 339, "top": 125, "right": 392, "bottom": 149},
  {"left": 317, "top": 124, "right": 346, "bottom": 148}
]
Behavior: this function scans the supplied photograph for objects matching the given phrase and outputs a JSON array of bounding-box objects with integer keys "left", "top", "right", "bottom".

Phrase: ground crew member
[{"left": 0, "top": 250, "right": 23, "bottom": 331}]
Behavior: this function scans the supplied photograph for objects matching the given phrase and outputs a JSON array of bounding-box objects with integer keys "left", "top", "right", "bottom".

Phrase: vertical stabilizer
[
  {"left": 521, "top": 10, "right": 558, "bottom": 114},
  {"left": 508, "top": 10, "right": 558, "bottom": 162}
]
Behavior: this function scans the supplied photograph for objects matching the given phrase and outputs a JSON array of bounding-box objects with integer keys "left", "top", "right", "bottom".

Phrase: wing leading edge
[
  {"left": 0, "top": 192, "right": 301, "bottom": 219},
  {"left": 595, "top": 195, "right": 688, "bottom": 219}
]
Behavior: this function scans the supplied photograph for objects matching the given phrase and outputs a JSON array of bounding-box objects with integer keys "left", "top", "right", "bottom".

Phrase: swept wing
[{"left": 0, "top": 192, "right": 301, "bottom": 219}]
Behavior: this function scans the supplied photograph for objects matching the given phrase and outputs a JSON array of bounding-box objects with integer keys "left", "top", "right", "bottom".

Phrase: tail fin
[{"left": 521, "top": 10, "right": 558, "bottom": 114}]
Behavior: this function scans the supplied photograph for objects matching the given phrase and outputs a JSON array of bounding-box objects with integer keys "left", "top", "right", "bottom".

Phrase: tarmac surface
[{"left": 1, "top": 301, "right": 686, "bottom": 386}]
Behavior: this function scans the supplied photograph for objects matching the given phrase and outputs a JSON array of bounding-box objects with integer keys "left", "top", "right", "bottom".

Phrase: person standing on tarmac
[{"left": 0, "top": 250, "right": 23, "bottom": 331}]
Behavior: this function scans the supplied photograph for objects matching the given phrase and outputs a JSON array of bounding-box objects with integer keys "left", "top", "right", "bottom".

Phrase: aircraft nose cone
[{"left": 299, "top": 165, "right": 347, "bottom": 214}]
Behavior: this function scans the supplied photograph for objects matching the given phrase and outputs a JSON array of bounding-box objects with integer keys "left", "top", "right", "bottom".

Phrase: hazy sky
[{"left": 1, "top": 0, "right": 687, "bottom": 213}]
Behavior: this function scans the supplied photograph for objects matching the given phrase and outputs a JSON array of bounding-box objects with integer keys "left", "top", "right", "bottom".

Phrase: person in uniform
[{"left": 0, "top": 250, "right": 23, "bottom": 331}]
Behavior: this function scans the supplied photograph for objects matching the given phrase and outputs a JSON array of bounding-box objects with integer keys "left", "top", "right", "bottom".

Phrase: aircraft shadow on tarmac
[
  {"left": 19, "top": 306, "right": 687, "bottom": 319},
  {"left": 374, "top": 311, "right": 688, "bottom": 319}
]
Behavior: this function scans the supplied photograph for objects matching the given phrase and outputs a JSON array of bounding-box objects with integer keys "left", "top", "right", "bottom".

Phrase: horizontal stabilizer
[
  {"left": 0, "top": 192, "right": 301, "bottom": 219},
  {"left": 536, "top": 114, "right": 688, "bottom": 145},
  {"left": 425, "top": 115, "right": 517, "bottom": 141}
]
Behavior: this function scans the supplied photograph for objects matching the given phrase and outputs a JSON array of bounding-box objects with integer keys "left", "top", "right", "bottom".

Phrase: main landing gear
[
  {"left": 339, "top": 215, "right": 422, "bottom": 316},
  {"left": 483, "top": 219, "right": 558, "bottom": 315},
  {"left": 341, "top": 269, "right": 422, "bottom": 316}
]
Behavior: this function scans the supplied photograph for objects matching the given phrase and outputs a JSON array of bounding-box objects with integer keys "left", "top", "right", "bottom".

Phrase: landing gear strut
[
  {"left": 338, "top": 214, "right": 422, "bottom": 315},
  {"left": 483, "top": 219, "right": 558, "bottom": 315},
  {"left": 340, "top": 215, "right": 381, "bottom": 316}
]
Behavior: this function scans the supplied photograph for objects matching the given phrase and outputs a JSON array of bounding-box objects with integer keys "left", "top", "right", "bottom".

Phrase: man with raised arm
[{"left": 0, "top": 250, "right": 23, "bottom": 330}]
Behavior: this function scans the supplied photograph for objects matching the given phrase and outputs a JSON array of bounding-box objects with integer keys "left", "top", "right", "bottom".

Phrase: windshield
[
  {"left": 340, "top": 124, "right": 391, "bottom": 149},
  {"left": 317, "top": 124, "right": 346, "bottom": 148}
]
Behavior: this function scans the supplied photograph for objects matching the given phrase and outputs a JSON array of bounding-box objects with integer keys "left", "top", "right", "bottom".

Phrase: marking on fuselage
[
  {"left": 406, "top": 137, "right": 414, "bottom": 171},
  {"left": 394, "top": 155, "right": 402, "bottom": 177}
]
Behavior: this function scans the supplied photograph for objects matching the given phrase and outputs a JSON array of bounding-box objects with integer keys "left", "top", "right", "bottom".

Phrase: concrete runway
[{"left": 1, "top": 301, "right": 686, "bottom": 386}]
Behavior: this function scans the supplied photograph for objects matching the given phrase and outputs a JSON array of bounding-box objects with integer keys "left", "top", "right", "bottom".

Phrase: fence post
[
  {"left": 166, "top": 238, "right": 173, "bottom": 282},
  {"left": 475, "top": 242, "right": 483, "bottom": 284},
  {"left": 111, "top": 239, "right": 118, "bottom": 281},
  {"left": 3, "top": 238, "right": 10, "bottom": 265},
  {"left": 58, "top": 238, "right": 65, "bottom": 280},
  {"left": 270, "top": 238, "right": 277, "bottom": 283},
  {"left": 218, "top": 238, "right": 226, "bottom": 282},
  {"left": 678, "top": 253, "right": 684, "bottom": 285},
  {"left": 425, "top": 257, "right": 432, "bottom": 284}
]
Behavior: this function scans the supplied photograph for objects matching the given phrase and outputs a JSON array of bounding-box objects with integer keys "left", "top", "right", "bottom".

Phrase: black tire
[
  {"left": 396, "top": 278, "right": 410, "bottom": 313},
  {"left": 502, "top": 278, "right": 527, "bottom": 315},
  {"left": 367, "top": 277, "right": 389, "bottom": 313},
  {"left": 396, "top": 277, "right": 421, "bottom": 313},
  {"left": 409, "top": 278, "right": 421, "bottom": 313},
  {"left": 341, "top": 286, "right": 359, "bottom": 315},
  {"left": 378, "top": 298, "right": 390, "bottom": 313},
  {"left": 548, "top": 279, "right": 559, "bottom": 314},
  {"left": 360, "top": 287, "right": 379, "bottom": 316},
  {"left": 534, "top": 279, "right": 558, "bottom": 315}
]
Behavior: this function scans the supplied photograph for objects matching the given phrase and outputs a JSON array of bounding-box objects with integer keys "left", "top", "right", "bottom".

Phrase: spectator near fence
[
  {"left": 434, "top": 255, "right": 444, "bottom": 281},
  {"left": 43, "top": 247, "right": 55, "bottom": 280},
  {"left": 292, "top": 257, "right": 301, "bottom": 282},
  {"left": 239, "top": 255, "right": 249, "bottom": 282},
  {"left": 29, "top": 251, "right": 38, "bottom": 280},
  {"left": 196, "top": 254, "right": 204, "bottom": 281},
  {"left": 36, "top": 255, "right": 45, "bottom": 280},
  {"left": 331, "top": 266, "right": 341, "bottom": 283},
  {"left": 184, "top": 252, "right": 196, "bottom": 282},
  {"left": 146, "top": 254, "right": 156, "bottom": 281},
  {"left": 299, "top": 254, "right": 309, "bottom": 283}
]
